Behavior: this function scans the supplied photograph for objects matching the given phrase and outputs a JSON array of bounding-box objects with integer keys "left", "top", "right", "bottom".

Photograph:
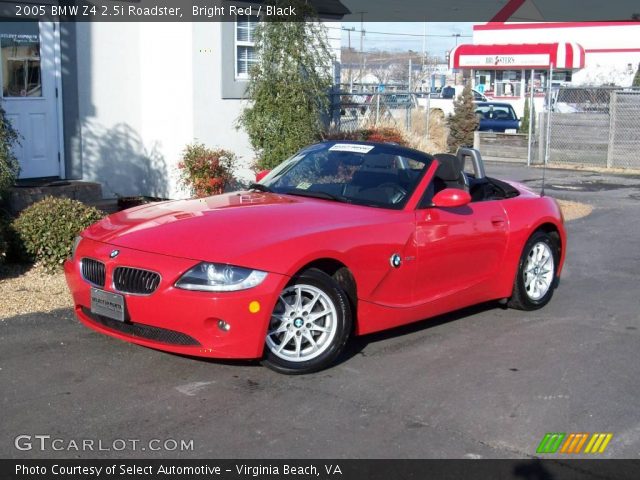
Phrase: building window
[
  {"left": 235, "top": 15, "right": 258, "bottom": 79},
  {"left": 1, "top": 21, "right": 42, "bottom": 97}
]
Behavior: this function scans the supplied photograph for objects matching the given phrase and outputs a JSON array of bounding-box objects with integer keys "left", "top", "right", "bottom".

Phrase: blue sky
[{"left": 338, "top": 22, "right": 475, "bottom": 57}]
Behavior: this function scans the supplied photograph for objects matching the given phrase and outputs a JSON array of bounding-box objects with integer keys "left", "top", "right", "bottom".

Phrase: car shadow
[
  {"left": 163, "top": 301, "right": 503, "bottom": 371},
  {"left": 335, "top": 300, "right": 503, "bottom": 366}
]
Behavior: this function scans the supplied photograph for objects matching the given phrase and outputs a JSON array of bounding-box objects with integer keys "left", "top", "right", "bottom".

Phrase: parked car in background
[
  {"left": 475, "top": 102, "right": 520, "bottom": 133},
  {"left": 441, "top": 85, "right": 456, "bottom": 99},
  {"left": 416, "top": 87, "right": 489, "bottom": 118},
  {"left": 551, "top": 87, "right": 613, "bottom": 113}
]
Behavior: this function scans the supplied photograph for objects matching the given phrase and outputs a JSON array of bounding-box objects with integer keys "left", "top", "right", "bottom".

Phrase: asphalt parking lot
[{"left": 1, "top": 163, "right": 639, "bottom": 459}]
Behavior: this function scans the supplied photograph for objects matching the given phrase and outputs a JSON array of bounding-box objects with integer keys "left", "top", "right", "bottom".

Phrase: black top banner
[
  {"left": 0, "top": 0, "right": 639, "bottom": 22},
  {"left": 3, "top": 459, "right": 640, "bottom": 480}
]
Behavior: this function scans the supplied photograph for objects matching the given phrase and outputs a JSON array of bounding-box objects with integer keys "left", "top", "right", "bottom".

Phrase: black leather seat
[{"left": 432, "top": 154, "right": 468, "bottom": 193}]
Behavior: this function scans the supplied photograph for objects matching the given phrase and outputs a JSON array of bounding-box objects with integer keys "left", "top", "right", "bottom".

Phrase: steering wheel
[{"left": 378, "top": 183, "right": 408, "bottom": 204}]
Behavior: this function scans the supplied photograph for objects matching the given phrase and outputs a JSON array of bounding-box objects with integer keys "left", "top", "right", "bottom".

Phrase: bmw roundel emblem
[
  {"left": 110, "top": 250, "right": 120, "bottom": 259},
  {"left": 390, "top": 253, "right": 402, "bottom": 268}
]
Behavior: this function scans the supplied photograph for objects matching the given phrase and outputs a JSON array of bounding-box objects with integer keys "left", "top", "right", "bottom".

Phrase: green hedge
[{"left": 13, "top": 197, "right": 105, "bottom": 271}]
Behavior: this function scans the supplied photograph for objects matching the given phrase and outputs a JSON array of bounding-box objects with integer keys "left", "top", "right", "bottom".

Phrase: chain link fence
[
  {"left": 330, "top": 92, "right": 416, "bottom": 132},
  {"left": 541, "top": 86, "right": 640, "bottom": 169},
  {"left": 329, "top": 92, "right": 449, "bottom": 153},
  {"left": 330, "top": 87, "right": 640, "bottom": 171}
]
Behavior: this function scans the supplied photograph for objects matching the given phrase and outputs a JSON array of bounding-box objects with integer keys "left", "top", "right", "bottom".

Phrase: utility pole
[
  {"left": 452, "top": 34, "right": 461, "bottom": 85},
  {"left": 358, "top": 11, "right": 366, "bottom": 93},
  {"left": 342, "top": 26, "right": 355, "bottom": 50},
  {"left": 422, "top": 22, "right": 427, "bottom": 67},
  {"left": 342, "top": 26, "right": 356, "bottom": 91}
]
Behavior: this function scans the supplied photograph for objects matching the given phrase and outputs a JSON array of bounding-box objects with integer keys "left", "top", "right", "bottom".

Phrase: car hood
[{"left": 83, "top": 192, "right": 390, "bottom": 267}]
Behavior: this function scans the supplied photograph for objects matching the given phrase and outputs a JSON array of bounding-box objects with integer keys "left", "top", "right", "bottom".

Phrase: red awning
[{"left": 450, "top": 43, "right": 586, "bottom": 70}]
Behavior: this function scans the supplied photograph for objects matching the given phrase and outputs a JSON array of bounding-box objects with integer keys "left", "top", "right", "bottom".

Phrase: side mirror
[
  {"left": 432, "top": 188, "right": 471, "bottom": 208},
  {"left": 255, "top": 170, "right": 271, "bottom": 182}
]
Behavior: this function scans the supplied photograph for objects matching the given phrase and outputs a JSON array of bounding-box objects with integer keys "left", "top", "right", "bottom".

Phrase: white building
[
  {"left": 449, "top": 21, "right": 640, "bottom": 116},
  {"left": 472, "top": 22, "right": 640, "bottom": 89},
  {"left": 0, "top": 1, "right": 347, "bottom": 200}
]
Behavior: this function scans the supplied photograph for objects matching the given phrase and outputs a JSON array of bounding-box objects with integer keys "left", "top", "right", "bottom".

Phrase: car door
[{"left": 413, "top": 199, "right": 509, "bottom": 306}]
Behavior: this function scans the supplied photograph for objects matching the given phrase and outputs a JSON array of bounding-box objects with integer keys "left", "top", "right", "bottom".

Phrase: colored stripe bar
[
  {"left": 537, "top": 433, "right": 566, "bottom": 454},
  {"left": 584, "top": 433, "right": 613, "bottom": 453},
  {"left": 572, "top": 433, "right": 589, "bottom": 453}
]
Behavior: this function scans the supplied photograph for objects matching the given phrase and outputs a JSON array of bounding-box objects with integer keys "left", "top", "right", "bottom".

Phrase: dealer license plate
[{"left": 90, "top": 288, "right": 126, "bottom": 322}]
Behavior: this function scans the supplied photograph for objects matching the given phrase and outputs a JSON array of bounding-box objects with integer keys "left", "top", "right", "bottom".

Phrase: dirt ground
[{"left": 556, "top": 199, "right": 593, "bottom": 221}]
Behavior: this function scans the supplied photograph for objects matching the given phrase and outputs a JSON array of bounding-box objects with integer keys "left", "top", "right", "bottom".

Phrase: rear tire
[
  {"left": 508, "top": 231, "right": 559, "bottom": 311},
  {"left": 262, "top": 269, "right": 352, "bottom": 374}
]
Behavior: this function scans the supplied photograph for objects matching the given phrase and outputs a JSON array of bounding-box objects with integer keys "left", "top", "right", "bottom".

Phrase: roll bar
[{"left": 456, "top": 148, "right": 486, "bottom": 180}]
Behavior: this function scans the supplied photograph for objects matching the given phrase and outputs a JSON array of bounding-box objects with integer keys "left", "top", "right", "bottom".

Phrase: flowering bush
[{"left": 178, "top": 143, "right": 237, "bottom": 198}]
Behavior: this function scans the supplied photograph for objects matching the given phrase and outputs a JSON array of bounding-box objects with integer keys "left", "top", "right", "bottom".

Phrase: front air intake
[
  {"left": 81, "top": 258, "right": 106, "bottom": 287},
  {"left": 113, "top": 267, "right": 161, "bottom": 295}
]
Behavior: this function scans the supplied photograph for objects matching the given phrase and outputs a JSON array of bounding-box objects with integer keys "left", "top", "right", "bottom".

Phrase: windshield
[
  {"left": 475, "top": 104, "right": 517, "bottom": 121},
  {"left": 257, "top": 142, "right": 432, "bottom": 209}
]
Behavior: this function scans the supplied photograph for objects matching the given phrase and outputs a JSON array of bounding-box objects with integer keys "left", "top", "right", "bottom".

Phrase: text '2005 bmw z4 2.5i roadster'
[{"left": 65, "top": 141, "right": 566, "bottom": 374}]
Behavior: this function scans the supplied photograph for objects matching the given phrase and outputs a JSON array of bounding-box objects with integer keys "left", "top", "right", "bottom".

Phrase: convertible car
[{"left": 65, "top": 142, "right": 565, "bottom": 374}]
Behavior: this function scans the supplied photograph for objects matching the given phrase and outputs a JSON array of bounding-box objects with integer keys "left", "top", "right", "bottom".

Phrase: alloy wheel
[
  {"left": 524, "top": 241, "right": 555, "bottom": 301},
  {"left": 266, "top": 284, "right": 338, "bottom": 362}
]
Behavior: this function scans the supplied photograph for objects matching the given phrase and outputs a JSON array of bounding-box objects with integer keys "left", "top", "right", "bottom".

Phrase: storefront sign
[{"left": 458, "top": 54, "right": 551, "bottom": 68}]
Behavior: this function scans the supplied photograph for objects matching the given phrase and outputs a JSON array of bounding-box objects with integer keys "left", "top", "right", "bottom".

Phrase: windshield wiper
[
  {"left": 284, "top": 189, "right": 350, "bottom": 203},
  {"left": 248, "top": 183, "right": 273, "bottom": 193}
]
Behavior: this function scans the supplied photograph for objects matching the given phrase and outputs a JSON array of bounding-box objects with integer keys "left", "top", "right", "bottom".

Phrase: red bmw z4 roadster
[{"left": 65, "top": 142, "right": 566, "bottom": 374}]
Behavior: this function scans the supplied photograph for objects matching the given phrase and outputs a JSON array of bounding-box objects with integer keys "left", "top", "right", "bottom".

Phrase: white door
[{"left": 1, "top": 21, "right": 60, "bottom": 179}]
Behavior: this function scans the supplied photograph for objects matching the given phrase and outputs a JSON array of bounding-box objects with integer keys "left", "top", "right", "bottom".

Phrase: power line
[{"left": 334, "top": 26, "right": 471, "bottom": 39}]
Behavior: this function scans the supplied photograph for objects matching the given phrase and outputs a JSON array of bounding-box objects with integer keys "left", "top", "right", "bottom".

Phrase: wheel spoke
[
  {"left": 293, "top": 287, "right": 303, "bottom": 311},
  {"left": 268, "top": 322, "right": 288, "bottom": 337},
  {"left": 294, "top": 334, "right": 302, "bottom": 357},
  {"left": 532, "top": 280, "right": 539, "bottom": 298},
  {"left": 308, "top": 309, "right": 330, "bottom": 323},
  {"left": 525, "top": 274, "right": 534, "bottom": 288},
  {"left": 309, "top": 323, "right": 329, "bottom": 333},
  {"left": 303, "top": 331, "right": 319, "bottom": 351},
  {"left": 306, "top": 292, "right": 321, "bottom": 311},
  {"left": 276, "top": 330, "right": 294, "bottom": 353},
  {"left": 539, "top": 253, "right": 549, "bottom": 267},
  {"left": 279, "top": 295, "right": 293, "bottom": 314}
]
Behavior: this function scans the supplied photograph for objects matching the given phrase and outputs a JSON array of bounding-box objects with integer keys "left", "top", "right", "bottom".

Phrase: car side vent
[
  {"left": 81, "top": 258, "right": 106, "bottom": 287},
  {"left": 113, "top": 267, "right": 161, "bottom": 295}
]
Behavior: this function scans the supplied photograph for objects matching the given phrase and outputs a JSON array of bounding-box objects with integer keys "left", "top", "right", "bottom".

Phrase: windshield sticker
[
  {"left": 296, "top": 182, "right": 312, "bottom": 190},
  {"left": 329, "top": 144, "right": 375, "bottom": 154}
]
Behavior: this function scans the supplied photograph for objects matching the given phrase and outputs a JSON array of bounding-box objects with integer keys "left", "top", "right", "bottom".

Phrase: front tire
[
  {"left": 262, "top": 269, "right": 352, "bottom": 374},
  {"left": 508, "top": 231, "right": 559, "bottom": 311}
]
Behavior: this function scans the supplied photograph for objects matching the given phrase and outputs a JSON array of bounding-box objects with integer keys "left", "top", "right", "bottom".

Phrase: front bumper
[{"left": 64, "top": 238, "right": 289, "bottom": 359}]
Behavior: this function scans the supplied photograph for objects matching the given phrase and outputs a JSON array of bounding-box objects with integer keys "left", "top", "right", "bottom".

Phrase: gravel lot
[
  {"left": 1, "top": 163, "right": 638, "bottom": 460},
  {"left": 0, "top": 265, "right": 72, "bottom": 320}
]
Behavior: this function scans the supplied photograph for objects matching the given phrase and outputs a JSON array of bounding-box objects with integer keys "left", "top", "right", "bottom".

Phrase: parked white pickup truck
[{"left": 416, "top": 86, "right": 489, "bottom": 117}]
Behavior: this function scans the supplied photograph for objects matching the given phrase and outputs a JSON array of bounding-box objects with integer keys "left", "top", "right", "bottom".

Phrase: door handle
[{"left": 491, "top": 216, "right": 506, "bottom": 227}]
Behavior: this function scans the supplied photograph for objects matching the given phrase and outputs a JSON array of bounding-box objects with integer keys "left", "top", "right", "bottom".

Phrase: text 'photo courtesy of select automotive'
[{"left": 1, "top": 1, "right": 640, "bottom": 479}]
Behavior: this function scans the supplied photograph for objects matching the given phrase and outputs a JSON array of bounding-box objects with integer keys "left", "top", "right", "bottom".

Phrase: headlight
[
  {"left": 71, "top": 236, "right": 82, "bottom": 259},
  {"left": 175, "top": 263, "right": 268, "bottom": 292}
]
